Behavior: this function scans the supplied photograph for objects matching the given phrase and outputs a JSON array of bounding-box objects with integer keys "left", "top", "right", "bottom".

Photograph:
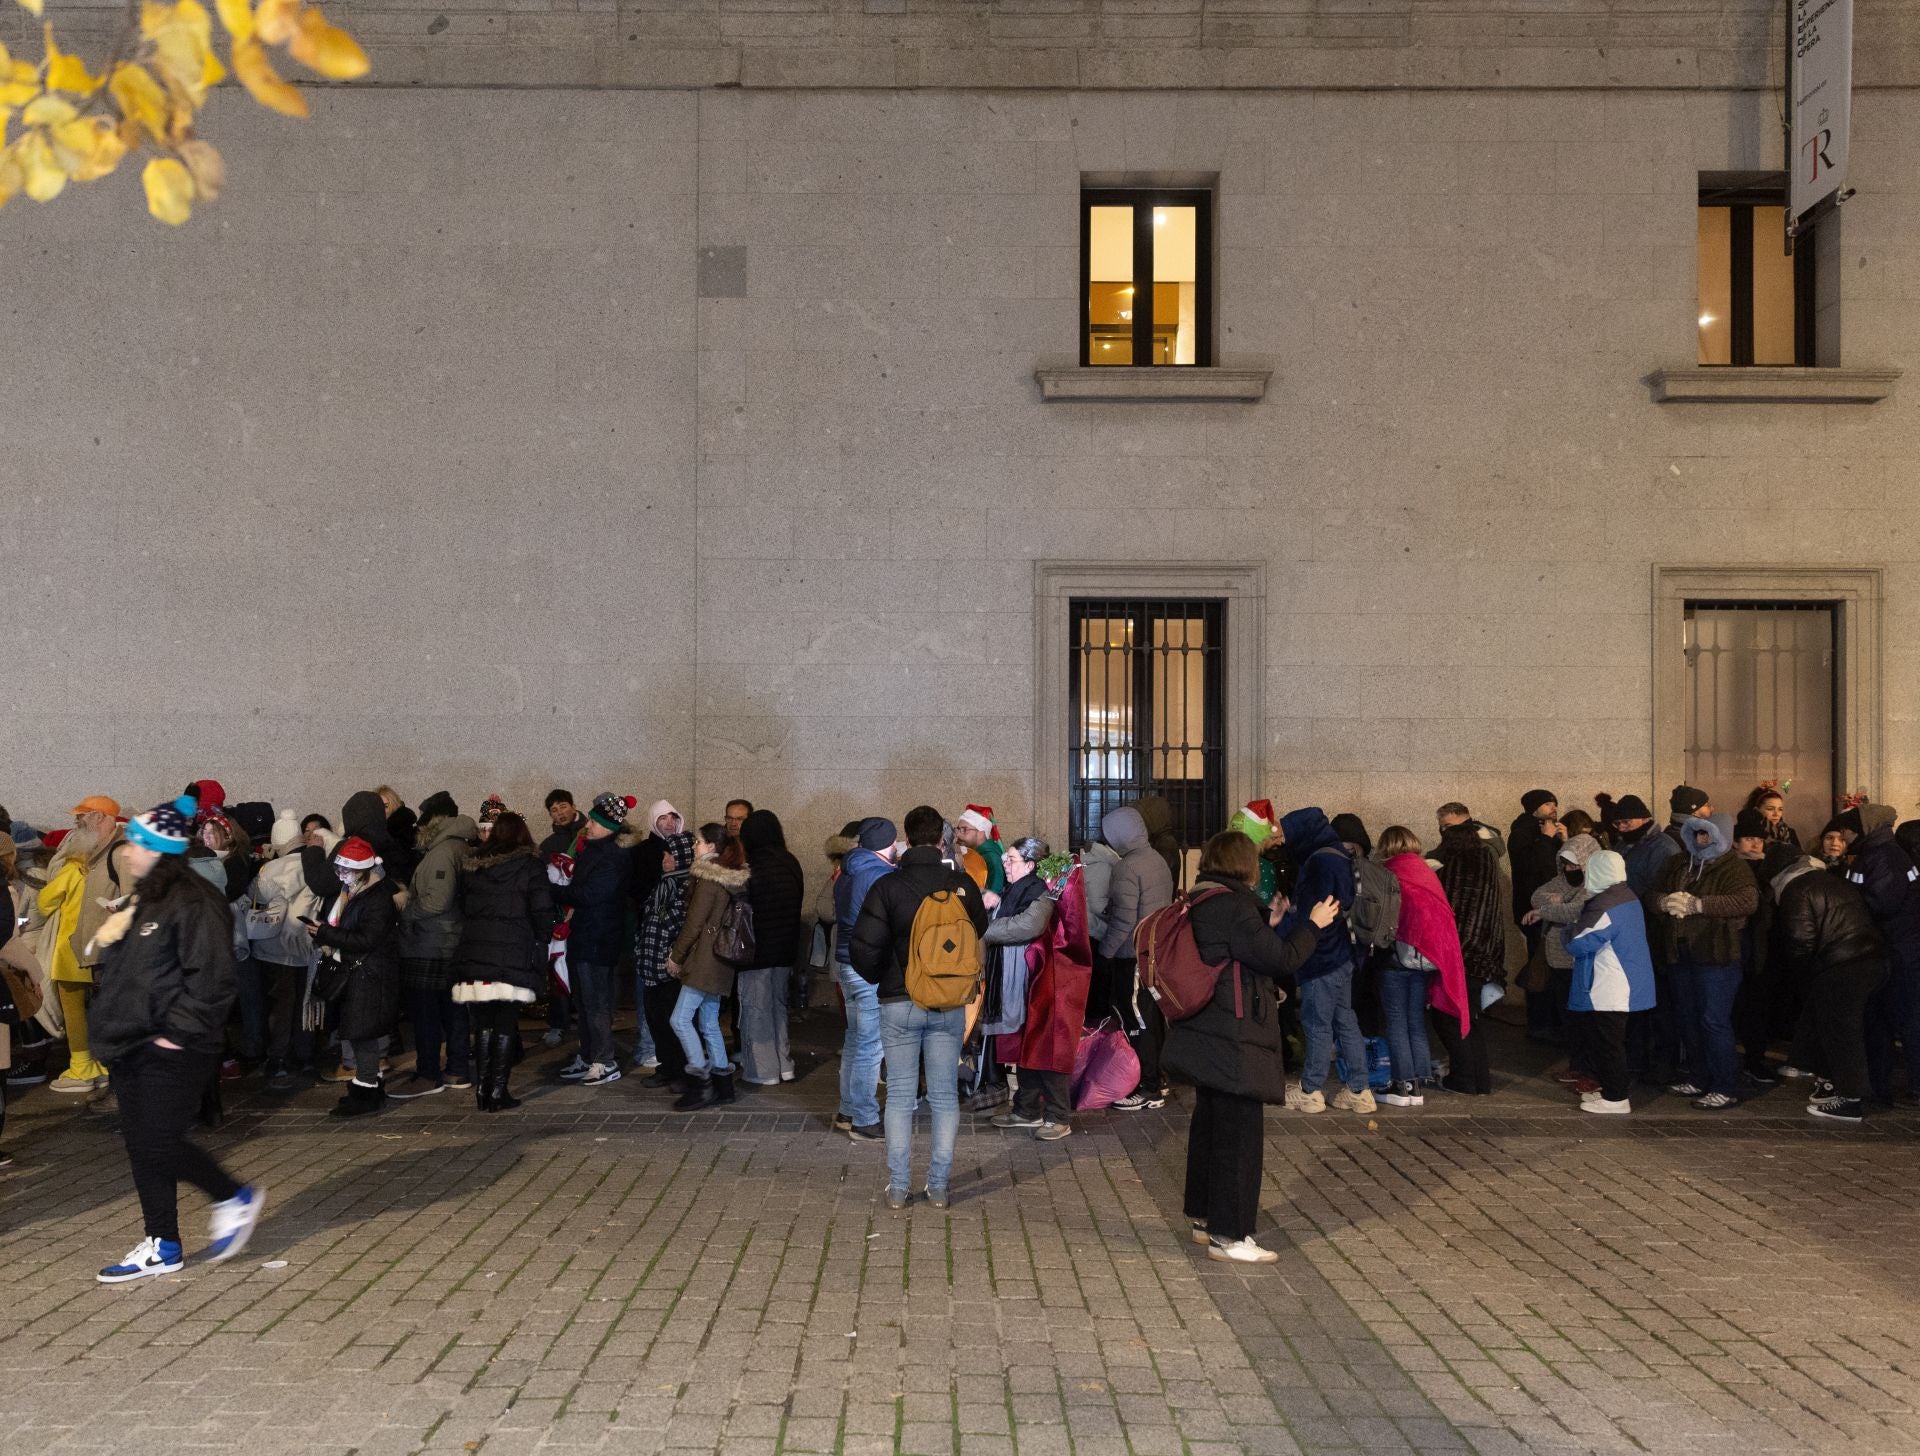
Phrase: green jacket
[{"left": 1647, "top": 849, "right": 1756, "bottom": 966}]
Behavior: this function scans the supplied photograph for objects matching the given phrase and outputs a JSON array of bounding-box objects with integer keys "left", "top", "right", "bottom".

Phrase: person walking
[
  {"left": 849, "top": 805, "right": 989, "bottom": 1210},
  {"left": 1565, "top": 850, "right": 1656, "bottom": 1115},
  {"left": 1770, "top": 853, "right": 1887, "bottom": 1122},
  {"left": 38, "top": 794, "right": 131, "bottom": 1092},
  {"left": 1095, "top": 805, "right": 1175, "bottom": 1112},
  {"left": 395, "top": 795, "right": 478, "bottom": 1097},
  {"left": 1163, "top": 830, "right": 1338, "bottom": 1264},
  {"left": 1647, "top": 814, "right": 1757, "bottom": 1110},
  {"left": 1429, "top": 809, "right": 1504, "bottom": 1094},
  {"left": 988, "top": 840, "right": 1092, "bottom": 1142},
  {"left": 310, "top": 837, "right": 404, "bottom": 1119},
  {"left": 833, "top": 818, "right": 896, "bottom": 1141},
  {"left": 451, "top": 812, "right": 553, "bottom": 1112},
  {"left": 666, "top": 824, "right": 749, "bottom": 1110},
  {"left": 1375, "top": 827, "right": 1471, "bottom": 1108},
  {"left": 551, "top": 793, "right": 635, "bottom": 1087},
  {"left": 1276, "top": 807, "right": 1373, "bottom": 1115},
  {"left": 87, "top": 794, "right": 263, "bottom": 1282},
  {"left": 736, "top": 809, "right": 805, "bottom": 1086}
]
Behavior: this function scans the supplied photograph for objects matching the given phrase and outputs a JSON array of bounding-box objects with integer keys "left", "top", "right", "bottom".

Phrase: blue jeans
[
  {"left": 1299, "top": 965, "right": 1368, "bottom": 1095},
  {"left": 670, "top": 985, "right": 729, "bottom": 1074},
  {"left": 879, "top": 1000, "right": 964, "bottom": 1196},
  {"left": 1379, "top": 967, "right": 1431, "bottom": 1084},
  {"left": 632, "top": 970, "right": 657, "bottom": 1065},
  {"left": 1670, "top": 956, "right": 1742, "bottom": 1096},
  {"left": 837, "top": 965, "right": 882, "bottom": 1127}
]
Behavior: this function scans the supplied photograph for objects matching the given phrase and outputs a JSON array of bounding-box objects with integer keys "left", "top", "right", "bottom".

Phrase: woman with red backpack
[{"left": 1161, "top": 830, "right": 1338, "bottom": 1266}]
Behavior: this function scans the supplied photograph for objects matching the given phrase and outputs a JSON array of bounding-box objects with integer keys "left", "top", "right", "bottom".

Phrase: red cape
[{"left": 997, "top": 866, "right": 1094, "bottom": 1074}]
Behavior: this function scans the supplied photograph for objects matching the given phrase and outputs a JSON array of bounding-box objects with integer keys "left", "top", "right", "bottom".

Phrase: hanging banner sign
[{"left": 1791, "top": 0, "right": 1853, "bottom": 222}]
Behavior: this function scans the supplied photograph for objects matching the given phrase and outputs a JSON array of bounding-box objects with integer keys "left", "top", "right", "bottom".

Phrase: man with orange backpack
[{"left": 848, "top": 805, "right": 989, "bottom": 1211}]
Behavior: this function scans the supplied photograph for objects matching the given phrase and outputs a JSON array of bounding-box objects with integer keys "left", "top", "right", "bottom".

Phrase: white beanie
[{"left": 269, "top": 809, "right": 302, "bottom": 856}]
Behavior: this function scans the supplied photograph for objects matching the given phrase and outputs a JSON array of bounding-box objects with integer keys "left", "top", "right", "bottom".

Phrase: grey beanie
[{"left": 857, "top": 817, "right": 898, "bottom": 852}]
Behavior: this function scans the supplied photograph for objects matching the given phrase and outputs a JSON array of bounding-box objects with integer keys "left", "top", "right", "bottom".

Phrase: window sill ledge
[
  {"left": 1648, "top": 366, "right": 1901, "bottom": 404},
  {"left": 1034, "top": 366, "right": 1270, "bottom": 402}
]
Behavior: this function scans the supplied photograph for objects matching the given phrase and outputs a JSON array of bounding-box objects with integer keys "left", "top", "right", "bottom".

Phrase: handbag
[
  {"left": 0, "top": 950, "right": 44, "bottom": 1025},
  {"left": 311, "top": 954, "right": 351, "bottom": 1005}
]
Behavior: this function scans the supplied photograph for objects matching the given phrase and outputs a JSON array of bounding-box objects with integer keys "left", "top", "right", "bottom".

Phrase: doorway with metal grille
[
  {"left": 1068, "top": 598, "right": 1225, "bottom": 882},
  {"left": 1683, "top": 601, "right": 1837, "bottom": 845}
]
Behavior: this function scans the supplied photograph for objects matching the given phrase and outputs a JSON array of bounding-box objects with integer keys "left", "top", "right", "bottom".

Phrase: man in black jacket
[
  {"left": 1508, "top": 789, "right": 1566, "bottom": 1041},
  {"left": 552, "top": 793, "right": 634, "bottom": 1086},
  {"left": 1841, "top": 803, "right": 1920, "bottom": 1105},
  {"left": 1772, "top": 855, "right": 1887, "bottom": 1122},
  {"left": 849, "top": 805, "right": 988, "bottom": 1211},
  {"left": 539, "top": 790, "right": 588, "bottom": 1048}
]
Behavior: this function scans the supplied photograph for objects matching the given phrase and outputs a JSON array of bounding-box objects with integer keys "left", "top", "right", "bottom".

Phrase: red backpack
[{"left": 1134, "top": 887, "right": 1239, "bottom": 1021}]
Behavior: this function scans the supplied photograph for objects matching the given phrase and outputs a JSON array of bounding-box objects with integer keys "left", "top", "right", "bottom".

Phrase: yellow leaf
[
  {"left": 18, "top": 130, "right": 64, "bottom": 200},
  {"left": 214, "top": 0, "right": 252, "bottom": 42},
  {"left": 201, "top": 48, "right": 226, "bottom": 87},
  {"left": 109, "top": 62, "right": 170, "bottom": 141},
  {"left": 139, "top": 1, "right": 175, "bottom": 38},
  {"left": 1, "top": 60, "right": 41, "bottom": 108},
  {"left": 176, "top": 136, "right": 222, "bottom": 200},
  {"left": 231, "top": 35, "right": 305, "bottom": 116},
  {"left": 15, "top": 0, "right": 44, "bottom": 18},
  {"left": 51, "top": 115, "right": 125, "bottom": 180},
  {"left": 44, "top": 28, "right": 104, "bottom": 95},
  {"left": 21, "top": 93, "right": 76, "bottom": 126},
  {"left": 254, "top": 0, "right": 297, "bottom": 46},
  {"left": 288, "top": 8, "right": 368, "bottom": 80},
  {"left": 142, "top": 155, "right": 192, "bottom": 223}
]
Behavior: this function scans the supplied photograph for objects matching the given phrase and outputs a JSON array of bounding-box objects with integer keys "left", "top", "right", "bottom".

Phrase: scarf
[{"left": 635, "top": 830, "right": 696, "bottom": 986}]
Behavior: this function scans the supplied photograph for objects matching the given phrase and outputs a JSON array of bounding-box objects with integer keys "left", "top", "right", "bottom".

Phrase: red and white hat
[
  {"left": 333, "top": 837, "right": 381, "bottom": 871},
  {"left": 958, "top": 804, "right": 1000, "bottom": 841}
]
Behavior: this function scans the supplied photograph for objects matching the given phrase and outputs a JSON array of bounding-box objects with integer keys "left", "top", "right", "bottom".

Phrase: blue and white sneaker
[
  {"left": 98, "top": 1237, "right": 184, "bottom": 1284},
  {"left": 206, "top": 1185, "right": 266, "bottom": 1264}
]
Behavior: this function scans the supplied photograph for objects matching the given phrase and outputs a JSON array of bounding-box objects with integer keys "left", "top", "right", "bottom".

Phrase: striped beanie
[{"left": 126, "top": 794, "right": 198, "bottom": 856}]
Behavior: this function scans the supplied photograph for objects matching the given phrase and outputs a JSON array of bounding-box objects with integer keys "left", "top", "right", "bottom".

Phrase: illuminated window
[
  {"left": 1082, "top": 188, "right": 1213, "bottom": 367},
  {"left": 1697, "top": 179, "right": 1814, "bottom": 366}
]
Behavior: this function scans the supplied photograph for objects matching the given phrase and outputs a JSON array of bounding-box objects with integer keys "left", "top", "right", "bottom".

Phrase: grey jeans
[{"left": 733, "top": 966, "right": 793, "bottom": 1084}]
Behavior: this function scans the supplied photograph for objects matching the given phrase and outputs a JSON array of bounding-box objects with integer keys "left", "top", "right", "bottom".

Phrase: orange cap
[{"left": 71, "top": 795, "right": 122, "bottom": 817}]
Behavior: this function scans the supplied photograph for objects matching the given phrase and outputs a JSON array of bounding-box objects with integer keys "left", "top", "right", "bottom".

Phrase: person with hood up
[
  {"left": 451, "top": 812, "right": 554, "bottom": 1112},
  {"left": 1770, "top": 853, "right": 1885, "bottom": 1122},
  {"left": 1522, "top": 832, "right": 1600, "bottom": 1087},
  {"left": 630, "top": 801, "right": 696, "bottom": 1088},
  {"left": 1131, "top": 795, "right": 1185, "bottom": 885},
  {"left": 244, "top": 811, "right": 329, "bottom": 1088},
  {"left": 1428, "top": 812, "right": 1503, "bottom": 1094},
  {"left": 1375, "top": 827, "right": 1471, "bottom": 1108},
  {"left": 1077, "top": 834, "right": 1122, "bottom": 945},
  {"left": 86, "top": 793, "right": 263, "bottom": 1283},
  {"left": 1837, "top": 802, "right": 1920, "bottom": 1105},
  {"left": 394, "top": 793, "right": 479, "bottom": 1097},
  {"left": 735, "top": 809, "right": 806, "bottom": 1086},
  {"left": 38, "top": 794, "right": 133, "bottom": 1092},
  {"left": 1095, "top": 804, "right": 1175, "bottom": 1113},
  {"left": 1276, "top": 807, "right": 1374, "bottom": 1115},
  {"left": 1566, "top": 850, "right": 1656, "bottom": 1115},
  {"left": 309, "top": 837, "right": 405, "bottom": 1119},
  {"left": 1507, "top": 790, "right": 1567, "bottom": 1042},
  {"left": 1647, "top": 813, "right": 1757, "bottom": 1110},
  {"left": 666, "top": 823, "right": 750, "bottom": 1110},
  {"left": 550, "top": 793, "right": 635, "bottom": 1088},
  {"left": 832, "top": 818, "right": 896, "bottom": 1141}
]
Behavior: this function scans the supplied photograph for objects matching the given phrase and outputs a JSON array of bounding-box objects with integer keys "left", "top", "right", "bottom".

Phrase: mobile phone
[{"left": 297, "top": 915, "right": 318, "bottom": 927}]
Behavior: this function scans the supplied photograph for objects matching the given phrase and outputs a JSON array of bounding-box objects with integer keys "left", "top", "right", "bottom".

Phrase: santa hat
[
  {"left": 1228, "top": 799, "right": 1278, "bottom": 848},
  {"left": 126, "top": 793, "right": 199, "bottom": 856},
  {"left": 958, "top": 805, "right": 1000, "bottom": 841},
  {"left": 333, "top": 837, "right": 380, "bottom": 871},
  {"left": 589, "top": 793, "right": 637, "bottom": 833}
]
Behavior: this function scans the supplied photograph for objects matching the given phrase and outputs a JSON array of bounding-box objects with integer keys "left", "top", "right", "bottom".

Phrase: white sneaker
[
  {"left": 98, "top": 1237, "right": 184, "bottom": 1283},
  {"left": 1284, "top": 1085, "right": 1326, "bottom": 1114},
  {"left": 635, "top": 1057, "right": 660, "bottom": 1071},
  {"left": 1778, "top": 1065, "right": 1811, "bottom": 1079},
  {"left": 1582, "top": 1097, "right": 1631, "bottom": 1116},
  {"left": 558, "top": 1055, "right": 591, "bottom": 1080},
  {"left": 1580, "top": 1087, "right": 1603, "bottom": 1103},
  {"left": 1206, "top": 1237, "right": 1280, "bottom": 1265},
  {"left": 1667, "top": 1082, "right": 1703, "bottom": 1097},
  {"left": 581, "top": 1062, "right": 622, "bottom": 1087},
  {"left": 206, "top": 1186, "right": 266, "bottom": 1263},
  {"left": 542, "top": 1029, "right": 565, "bottom": 1048}
]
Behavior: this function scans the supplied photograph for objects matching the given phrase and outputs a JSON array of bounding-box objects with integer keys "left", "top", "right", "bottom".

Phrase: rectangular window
[
  {"left": 1697, "top": 181, "right": 1815, "bottom": 366},
  {"left": 1081, "top": 188, "right": 1213, "bottom": 367}
]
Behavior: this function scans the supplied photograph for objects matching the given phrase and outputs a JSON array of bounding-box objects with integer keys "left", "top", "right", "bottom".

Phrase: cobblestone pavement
[{"left": 4, "top": 1016, "right": 1920, "bottom": 1456}]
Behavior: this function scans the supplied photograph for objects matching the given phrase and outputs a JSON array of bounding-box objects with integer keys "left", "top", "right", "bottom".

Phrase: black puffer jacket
[
  {"left": 314, "top": 877, "right": 403, "bottom": 1042},
  {"left": 89, "top": 859, "right": 238, "bottom": 1064},
  {"left": 554, "top": 833, "right": 630, "bottom": 965},
  {"left": 1773, "top": 858, "right": 1887, "bottom": 975},
  {"left": 1845, "top": 813, "right": 1920, "bottom": 958},
  {"left": 849, "top": 845, "right": 989, "bottom": 1002},
  {"left": 1161, "top": 873, "right": 1319, "bottom": 1104},
  {"left": 740, "top": 810, "right": 806, "bottom": 968},
  {"left": 453, "top": 845, "right": 554, "bottom": 994}
]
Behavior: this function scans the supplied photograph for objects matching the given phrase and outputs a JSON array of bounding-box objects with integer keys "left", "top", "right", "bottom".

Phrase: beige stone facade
[{"left": 2, "top": 3, "right": 1915, "bottom": 855}]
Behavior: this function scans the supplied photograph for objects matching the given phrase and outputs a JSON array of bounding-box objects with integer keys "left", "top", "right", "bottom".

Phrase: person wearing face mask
[
  {"left": 1521, "top": 833, "right": 1600, "bottom": 1089},
  {"left": 1566, "top": 850, "right": 1655, "bottom": 1115},
  {"left": 1507, "top": 790, "right": 1567, "bottom": 1043},
  {"left": 308, "top": 838, "right": 404, "bottom": 1119},
  {"left": 1647, "top": 813, "right": 1757, "bottom": 1110},
  {"left": 37, "top": 794, "right": 132, "bottom": 1092}
]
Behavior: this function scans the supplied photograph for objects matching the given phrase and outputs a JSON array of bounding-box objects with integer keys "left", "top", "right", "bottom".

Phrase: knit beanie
[
  {"left": 1733, "top": 808, "right": 1770, "bottom": 841},
  {"left": 589, "top": 793, "right": 636, "bottom": 833},
  {"left": 418, "top": 790, "right": 459, "bottom": 823},
  {"left": 333, "top": 837, "right": 380, "bottom": 871},
  {"left": 126, "top": 794, "right": 198, "bottom": 855},
  {"left": 478, "top": 794, "right": 507, "bottom": 824},
  {"left": 1610, "top": 794, "right": 1652, "bottom": 822},
  {"left": 1521, "top": 789, "right": 1557, "bottom": 815},
  {"left": 269, "top": 809, "right": 302, "bottom": 855},
  {"left": 857, "top": 817, "right": 898, "bottom": 852},
  {"left": 1670, "top": 784, "right": 1710, "bottom": 817}
]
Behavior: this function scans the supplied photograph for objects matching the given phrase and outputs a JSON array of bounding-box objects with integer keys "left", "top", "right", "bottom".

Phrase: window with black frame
[
  {"left": 1081, "top": 188, "right": 1213, "bottom": 367},
  {"left": 1697, "top": 178, "right": 1815, "bottom": 366}
]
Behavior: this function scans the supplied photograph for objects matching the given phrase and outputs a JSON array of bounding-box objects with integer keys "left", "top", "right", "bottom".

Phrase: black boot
[
  {"left": 711, "top": 1068, "right": 737, "bottom": 1105},
  {"left": 472, "top": 1032, "right": 495, "bottom": 1112},
  {"left": 487, "top": 1031, "right": 521, "bottom": 1111},
  {"left": 673, "top": 1072, "right": 715, "bottom": 1110},
  {"left": 329, "top": 1077, "right": 386, "bottom": 1119}
]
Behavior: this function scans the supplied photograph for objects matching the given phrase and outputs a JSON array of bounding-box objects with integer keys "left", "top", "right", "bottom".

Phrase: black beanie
[
  {"left": 1733, "top": 808, "right": 1769, "bottom": 841},
  {"left": 1521, "top": 789, "right": 1557, "bottom": 815},
  {"left": 418, "top": 790, "right": 458, "bottom": 823},
  {"left": 857, "top": 817, "right": 898, "bottom": 852},
  {"left": 1611, "top": 794, "right": 1652, "bottom": 822},
  {"left": 1330, "top": 813, "right": 1372, "bottom": 858},
  {"left": 1670, "top": 784, "right": 1710, "bottom": 817}
]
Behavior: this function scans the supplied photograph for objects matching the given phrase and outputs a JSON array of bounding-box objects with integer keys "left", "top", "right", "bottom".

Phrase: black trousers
[
  {"left": 1183, "top": 1085, "right": 1264, "bottom": 1243},
  {"left": 642, "top": 981, "right": 687, "bottom": 1079},
  {"left": 1574, "top": 1010, "right": 1630, "bottom": 1101},
  {"left": 112, "top": 1045, "right": 243, "bottom": 1243},
  {"left": 1432, "top": 1007, "right": 1490, "bottom": 1092},
  {"left": 1088, "top": 952, "right": 1132, "bottom": 1027},
  {"left": 1012, "top": 1067, "right": 1070, "bottom": 1122},
  {"left": 1793, "top": 959, "right": 1885, "bottom": 1100},
  {"left": 470, "top": 1001, "right": 519, "bottom": 1036}
]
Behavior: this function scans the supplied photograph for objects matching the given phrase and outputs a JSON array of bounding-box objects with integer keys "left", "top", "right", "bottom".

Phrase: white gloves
[{"left": 1661, "top": 891, "right": 1702, "bottom": 918}]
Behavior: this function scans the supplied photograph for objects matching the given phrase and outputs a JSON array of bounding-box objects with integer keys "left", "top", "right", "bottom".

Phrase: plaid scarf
[{"left": 635, "top": 831, "right": 696, "bottom": 986}]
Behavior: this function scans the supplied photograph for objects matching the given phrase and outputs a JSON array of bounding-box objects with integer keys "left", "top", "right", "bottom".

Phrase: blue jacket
[
  {"left": 834, "top": 848, "right": 895, "bottom": 966},
  {"left": 1621, "top": 828, "right": 1681, "bottom": 898},
  {"left": 1277, "top": 808, "right": 1355, "bottom": 983},
  {"left": 1568, "top": 883, "right": 1656, "bottom": 1012},
  {"left": 554, "top": 834, "right": 630, "bottom": 965}
]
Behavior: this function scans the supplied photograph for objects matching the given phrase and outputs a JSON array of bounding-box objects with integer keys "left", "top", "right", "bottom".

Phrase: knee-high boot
[
  {"left": 487, "top": 1031, "right": 521, "bottom": 1111},
  {"left": 472, "top": 1030, "right": 495, "bottom": 1112}
]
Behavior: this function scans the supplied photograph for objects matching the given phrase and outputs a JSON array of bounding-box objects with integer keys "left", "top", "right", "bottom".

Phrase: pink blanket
[{"left": 1383, "top": 853, "right": 1471, "bottom": 1036}]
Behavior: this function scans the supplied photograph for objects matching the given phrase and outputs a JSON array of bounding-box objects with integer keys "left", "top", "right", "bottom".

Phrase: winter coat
[
  {"left": 981, "top": 870, "right": 1054, "bottom": 1037},
  {"left": 995, "top": 866, "right": 1091, "bottom": 1075},
  {"left": 1161, "top": 873, "right": 1319, "bottom": 1103},
  {"left": 1275, "top": 808, "right": 1355, "bottom": 984},
  {"left": 834, "top": 848, "right": 895, "bottom": 967},
  {"left": 245, "top": 849, "right": 323, "bottom": 968},
  {"left": 1383, "top": 852, "right": 1471, "bottom": 1034},
  {"left": 1431, "top": 822, "right": 1504, "bottom": 987},
  {"left": 635, "top": 831, "right": 697, "bottom": 988},
  {"left": 341, "top": 791, "right": 402, "bottom": 873},
  {"left": 1530, "top": 875, "right": 1591, "bottom": 969},
  {"left": 313, "top": 877, "right": 403, "bottom": 1042},
  {"left": 1098, "top": 806, "right": 1174, "bottom": 959},
  {"left": 1507, "top": 812, "right": 1564, "bottom": 924},
  {"left": 401, "top": 814, "right": 478, "bottom": 960},
  {"left": 38, "top": 829, "right": 132, "bottom": 982},
  {"left": 740, "top": 812, "right": 806, "bottom": 968},
  {"left": 1618, "top": 824, "right": 1682, "bottom": 898},
  {"left": 1132, "top": 795, "right": 1184, "bottom": 885},
  {"left": 1078, "top": 841, "right": 1121, "bottom": 944},
  {"left": 88, "top": 863, "right": 238, "bottom": 1064},
  {"left": 1843, "top": 807, "right": 1920, "bottom": 966},
  {"left": 670, "top": 858, "right": 752, "bottom": 997},
  {"left": 1771, "top": 857, "right": 1886, "bottom": 977},
  {"left": 451, "top": 845, "right": 554, "bottom": 999},
  {"left": 848, "top": 845, "right": 989, "bottom": 1003},
  {"left": 1568, "top": 883, "right": 1656, "bottom": 1013},
  {"left": 540, "top": 812, "right": 588, "bottom": 863},
  {"left": 1648, "top": 817, "right": 1757, "bottom": 967},
  {"left": 554, "top": 833, "right": 631, "bottom": 966}
]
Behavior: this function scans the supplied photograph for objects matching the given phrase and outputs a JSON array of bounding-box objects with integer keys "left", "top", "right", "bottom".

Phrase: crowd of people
[{"left": 1, "top": 773, "right": 1916, "bottom": 1278}]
